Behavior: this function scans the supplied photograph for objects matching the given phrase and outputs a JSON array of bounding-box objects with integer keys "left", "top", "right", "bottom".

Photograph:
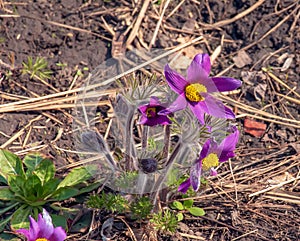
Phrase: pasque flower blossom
[
  {"left": 161, "top": 53, "right": 241, "bottom": 124},
  {"left": 16, "top": 209, "right": 67, "bottom": 241},
  {"left": 138, "top": 96, "right": 171, "bottom": 126},
  {"left": 178, "top": 126, "right": 239, "bottom": 193}
]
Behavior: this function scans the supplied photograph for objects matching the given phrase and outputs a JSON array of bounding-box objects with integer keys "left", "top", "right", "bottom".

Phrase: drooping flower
[
  {"left": 138, "top": 96, "right": 172, "bottom": 126},
  {"left": 16, "top": 209, "right": 67, "bottom": 241},
  {"left": 161, "top": 53, "right": 241, "bottom": 124},
  {"left": 178, "top": 126, "right": 239, "bottom": 193}
]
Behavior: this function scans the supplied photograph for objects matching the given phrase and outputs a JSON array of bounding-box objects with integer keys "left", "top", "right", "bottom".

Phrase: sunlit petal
[
  {"left": 187, "top": 53, "right": 211, "bottom": 83},
  {"left": 164, "top": 64, "right": 188, "bottom": 94}
]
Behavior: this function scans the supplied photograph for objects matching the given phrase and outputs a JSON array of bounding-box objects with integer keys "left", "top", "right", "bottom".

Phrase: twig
[
  {"left": 149, "top": 0, "right": 171, "bottom": 49},
  {"left": 126, "top": 0, "right": 151, "bottom": 47},
  {"left": 166, "top": 0, "right": 186, "bottom": 19},
  {"left": 249, "top": 176, "right": 300, "bottom": 198}
]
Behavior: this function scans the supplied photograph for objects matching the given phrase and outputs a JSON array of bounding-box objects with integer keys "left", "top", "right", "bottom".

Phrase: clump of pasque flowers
[
  {"left": 138, "top": 53, "right": 241, "bottom": 192},
  {"left": 15, "top": 209, "right": 67, "bottom": 241}
]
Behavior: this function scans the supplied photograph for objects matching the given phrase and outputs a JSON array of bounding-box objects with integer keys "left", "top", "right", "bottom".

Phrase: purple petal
[
  {"left": 16, "top": 229, "right": 31, "bottom": 240},
  {"left": 138, "top": 105, "right": 148, "bottom": 113},
  {"left": 199, "top": 138, "right": 211, "bottom": 160},
  {"left": 210, "top": 167, "right": 218, "bottom": 176},
  {"left": 188, "top": 103, "right": 205, "bottom": 124},
  {"left": 211, "top": 77, "right": 242, "bottom": 92},
  {"left": 198, "top": 94, "right": 235, "bottom": 119},
  {"left": 190, "top": 162, "right": 202, "bottom": 191},
  {"left": 218, "top": 127, "right": 239, "bottom": 162},
  {"left": 149, "top": 96, "right": 161, "bottom": 105},
  {"left": 178, "top": 178, "right": 191, "bottom": 193},
  {"left": 38, "top": 209, "right": 54, "bottom": 238},
  {"left": 164, "top": 64, "right": 188, "bottom": 94},
  {"left": 187, "top": 54, "right": 211, "bottom": 83},
  {"left": 139, "top": 114, "right": 171, "bottom": 126},
  {"left": 159, "top": 94, "right": 187, "bottom": 115},
  {"left": 29, "top": 216, "right": 40, "bottom": 240},
  {"left": 49, "top": 227, "right": 67, "bottom": 241}
]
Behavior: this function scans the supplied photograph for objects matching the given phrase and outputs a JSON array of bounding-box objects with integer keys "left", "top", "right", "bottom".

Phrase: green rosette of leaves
[{"left": 0, "top": 150, "right": 101, "bottom": 231}]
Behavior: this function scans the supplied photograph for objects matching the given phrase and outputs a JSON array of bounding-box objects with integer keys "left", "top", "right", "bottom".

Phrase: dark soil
[{"left": 0, "top": 1, "right": 299, "bottom": 241}]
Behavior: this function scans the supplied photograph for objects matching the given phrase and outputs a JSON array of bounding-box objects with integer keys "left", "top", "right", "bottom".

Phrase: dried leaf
[
  {"left": 233, "top": 50, "right": 252, "bottom": 68},
  {"left": 253, "top": 83, "right": 267, "bottom": 101}
]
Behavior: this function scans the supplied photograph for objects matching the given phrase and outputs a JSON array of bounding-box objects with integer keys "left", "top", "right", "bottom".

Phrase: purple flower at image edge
[
  {"left": 138, "top": 96, "right": 172, "bottom": 127},
  {"left": 178, "top": 126, "right": 239, "bottom": 193},
  {"left": 161, "top": 53, "right": 242, "bottom": 124},
  {"left": 16, "top": 209, "right": 67, "bottom": 241}
]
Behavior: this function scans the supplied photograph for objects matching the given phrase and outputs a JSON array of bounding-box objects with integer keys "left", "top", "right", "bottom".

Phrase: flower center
[
  {"left": 146, "top": 107, "right": 157, "bottom": 118},
  {"left": 185, "top": 83, "right": 207, "bottom": 102},
  {"left": 36, "top": 239, "right": 49, "bottom": 241},
  {"left": 202, "top": 153, "right": 219, "bottom": 171}
]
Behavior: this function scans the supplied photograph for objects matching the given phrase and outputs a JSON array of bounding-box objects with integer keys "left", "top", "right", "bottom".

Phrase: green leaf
[
  {"left": 0, "top": 214, "right": 13, "bottom": 233},
  {"left": 171, "top": 201, "right": 184, "bottom": 210},
  {"left": 42, "top": 178, "right": 60, "bottom": 198},
  {"left": 0, "top": 174, "right": 7, "bottom": 184},
  {"left": 0, "top": 202, "right": 19, "bottom": 215},
  {"left": 57, "top": 167, "right": 92, "bottom": 189},
  {"left": 0, "top": 187, "right": 15, "bottom": 201},
  {"left": 0, "top": 233, "right": 20, "bottom": 241},
  {"left": 0, "top": 150, "right": 25, "bottom": 179},
  {"left": 7, "top": 175, "right": 25, "bottom": 197},
  {"left": 23, "top": 174, "right": 42, "bottom": 201},
  {"left": 23, "top": 153, "right": 45, "bottom": 173},
  {"left": 187, "top": 207, "right": 205, "bottom": 216},
  {"left": 34, "top": 158, "right": 55, "bottom": 185},
  {"left": 51, "top": 214, "right": 68, "bottom": 229},
  {"left": 183, "top": 199, "right": 194, "bottom": 209},
  {"left": 78, "top": 181, "right": 102, "bottom": 195},
  {"left": 10, "top": 205, "right": 32, "bottom": 230},
  {"left": 176, "top": 213, "right": 184, "bottom": 222},
  {"left": 52, "top": 187, "right": 79, "bottom": 201}
]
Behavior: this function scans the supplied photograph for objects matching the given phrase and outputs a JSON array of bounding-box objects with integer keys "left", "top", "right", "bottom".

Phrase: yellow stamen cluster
[
  {"left": 36, "top": 239, "right": 49, "bottom": 241},
  {"left": 202, "top": 153, "right": 219, "bottom": 171},
  {"left": 146, "top": 107, "right": 156, "bottom": 118},
  {"left": 185, "top": 83, "right": 207, "bottom": 102}
]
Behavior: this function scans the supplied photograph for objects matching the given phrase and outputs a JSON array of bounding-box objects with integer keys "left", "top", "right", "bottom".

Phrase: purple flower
[
  {"left": 178, "top": 126, "right": 239, "bottom": 193},
  {"left": 16, "top": 209, "right": 67, "bottom": 241},
  {"left": 138, "top": 96, "right": 172, "bottom": 126},
  {"left": 162, "top": 53, "right": 241, "bottom": 124}
]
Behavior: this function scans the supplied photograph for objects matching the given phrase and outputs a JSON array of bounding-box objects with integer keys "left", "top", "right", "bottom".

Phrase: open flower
[
  {"left": 161, "top": 54, "right": 241, "bottom": 124},
  {"left": 16, "top": 209, "right": 67, "bottom": 241},
  {"left": 138, "top": 96, "right": 172, "bottom": 126},
  {"left": 178, "top": 126, "right": 239, "bottom": 193}
]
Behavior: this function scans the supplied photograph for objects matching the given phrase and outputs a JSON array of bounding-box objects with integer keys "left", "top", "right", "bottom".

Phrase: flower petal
[
  {"left": 16, "top": 229, "right": 30, "bottom": 240},
  {"left": 198, "top": 94, "right": 235, "bottom": 119},
  {"left": 49, "top": 227, "right": 67, "bottom": 241},
  {"left": 199, "top": 138, "right": 211, "bottom": 160},
  {"left": 164, "top": 64, "right": 188, "bottom": 94},
  {"left": 190, "top": 162, "right": 202, "bottom": 191},
  {"left": 178, "top": 178, "right": 191, "bottom": 193},
  {"left": 210, "top": 167, "right": 218, "bottom": 176},
  {"left": 29, "top": 216, "right": 40, "bottom": 240},
  {"left": 38, "top": 209, "right": 54, "bottom": 238},
  {"left": 188, "top": 102, "right": 205, "bottom": 124},
  {"left": 140, "top": 115, "right": 171, "bottom": 126},
  {"left": 187, "top": 53, "right": 211, "bottom": 83},
  {"left": 149, "top": 96, "right": 161, "bottom": 105},
  {"left": 218, "top": 127, "right": 239, "bottom": 162},
  {"left": 159, "top": 94, "right": 187, "bottom": 115},
  {"left": 211, "top": 77, "right": 242, "bottom": 92}
]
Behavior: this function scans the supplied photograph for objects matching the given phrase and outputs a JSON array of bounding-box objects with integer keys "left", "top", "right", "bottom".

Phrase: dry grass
[{"left": 0, "top": 0, "right": 299, "bottom": 240}]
